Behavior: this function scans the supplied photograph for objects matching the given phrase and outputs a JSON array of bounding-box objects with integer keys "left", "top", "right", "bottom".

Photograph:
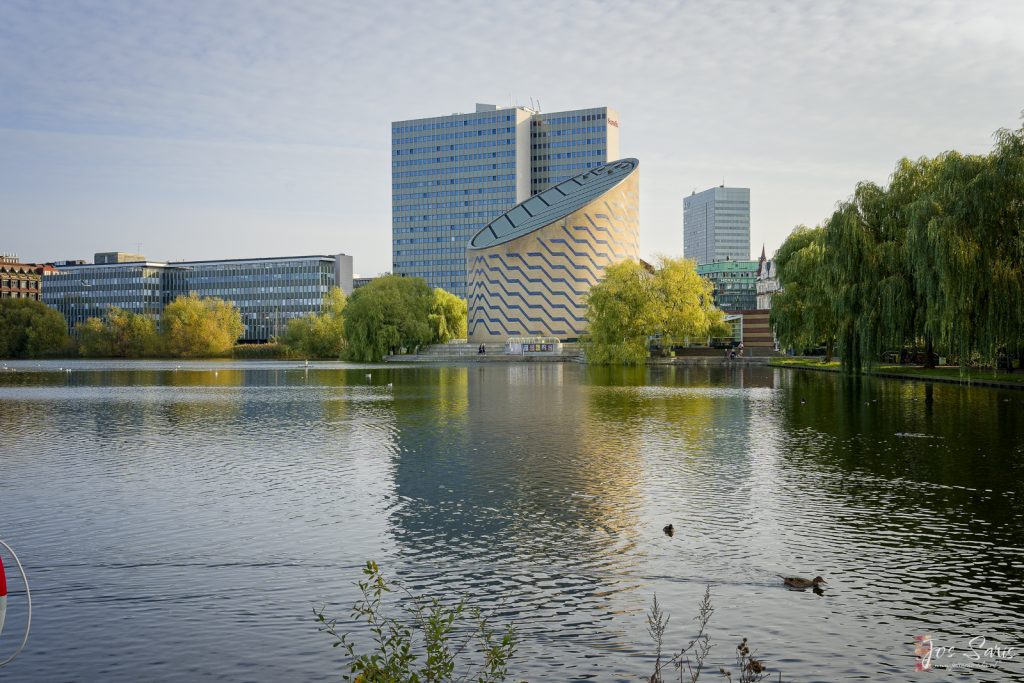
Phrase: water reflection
[{"left": 0, "top": 361, "right": 1021, "bottom": 681}]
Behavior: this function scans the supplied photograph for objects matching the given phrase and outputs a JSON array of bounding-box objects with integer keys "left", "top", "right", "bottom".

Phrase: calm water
[{"left": 1, "top": 360, "right": 1022, "bottom": 682}]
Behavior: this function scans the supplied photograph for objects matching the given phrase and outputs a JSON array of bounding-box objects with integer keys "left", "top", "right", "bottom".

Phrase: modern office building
[
  {"left": 392, "top": 103, "right": 619, "bottom": 297},
  {"left": 43, "top": 253, "right": 353, "bottom": 342},
  {"left": 466, "top": 158, "right": 640, "bottom": 343},
  {"left": 696, "top": 258, "right": 759, "bottom": 312},
  {"left": 683, "top": 186, "right": 750, "bottom": 264},
  {"left": 1, "top": 254, "right": 46, "bottom": 301}
]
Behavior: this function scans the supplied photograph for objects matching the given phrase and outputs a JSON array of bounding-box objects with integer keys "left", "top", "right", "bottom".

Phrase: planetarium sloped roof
[{"left": 468, "top": 158, "right": 638, "bottom": 249}]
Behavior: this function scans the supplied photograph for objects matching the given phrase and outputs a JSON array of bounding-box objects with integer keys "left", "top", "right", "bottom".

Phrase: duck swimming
[
  {"left": 663, "top": 524, "right": 674, "bottom": 537},
  {"left": 778, "top": 574, "right": 826, "bottom": 589}
]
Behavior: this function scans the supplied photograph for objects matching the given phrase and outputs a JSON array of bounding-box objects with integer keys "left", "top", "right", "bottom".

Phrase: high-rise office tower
[
  {"left": 391, "top": 103, "right": 619, "bottom": 297},
  {"left": 683, "top": 186, "right": 750, "bottom": 264}
]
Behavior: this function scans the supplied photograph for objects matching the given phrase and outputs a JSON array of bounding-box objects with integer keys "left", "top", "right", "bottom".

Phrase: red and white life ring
[
  {"left": 0, "top": 540, "right": 31, "bottom": 668},
  {"left": 0, "top": 553, "right": 7, "bottom": 636}
]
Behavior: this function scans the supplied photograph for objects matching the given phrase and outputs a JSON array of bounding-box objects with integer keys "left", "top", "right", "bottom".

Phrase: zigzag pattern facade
[{"left": 467, "top": 166, "right": 640, "bottom": 342}]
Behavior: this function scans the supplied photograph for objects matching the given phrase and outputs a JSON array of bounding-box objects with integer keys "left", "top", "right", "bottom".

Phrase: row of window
[
  {"left": 531, "top": 113, "right": 606, "bottom": 126},
  {"left": 393, "top": 162, "right": 516, "bottom": 179},
  {"left": 393, "top": 247, "right": 466, "bottom": 256},
  {"left": 393, "top": 126, "right": 516, "bottom": 145},
  {"left": 392, "top": 114, "right": 515, "bottom": 134},
  {"left": 395, "top": 234, "right": 474, "bottom": 244},
  {"left": 393, "top": 173, "right": 516, "bottom": 190},
  {"left": 393, "top": 197, "right": 512, "bottom": 213},
  {"left": 0, "top": 279, "right": 40, "bottom": 289},
  {"left": 394, "top": 210, "right": 503, "bottom": 223},
  {"left": 395, "top": 258, "right": 468, "bottom": 268},
  {"left": 0, "top": 291, "right": 40, "bottom": 300},
  {"left": 532, "top": 161, "right": 601, "bottom": 175},
  {"left": 394, "top": 224, "right": 481, "bottom": 234},
  {"left": 531, "top": 150, "right": 604, "bottom": 162},
  {"left": 392, "top": 150, "right": 516, "bottom": 168},
  {"left": 394, "top": 138, "right": 514, "bottom": 156},
  {"left": 531, "top": 125, "right": 608, "bottom": 138},
  {"left": 392, "top": 186, "right": 514, "bottom": 201},
  {"left": 531, "top": 137, "right": 606, "bottom": 150}
]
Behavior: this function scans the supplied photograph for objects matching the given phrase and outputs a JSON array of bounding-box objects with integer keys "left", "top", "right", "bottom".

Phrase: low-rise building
[
  {"left": 43, "top": 252, "right": 354, "bottom": 342},
  {"left": 1, "top": 254, "right": 46, "bottom": 301},
  {"left": 696, "top": 258, "right": 758, "bottom": 311},
  {"left": 755, "top": 246, "right": 780, "bottom": 310}
]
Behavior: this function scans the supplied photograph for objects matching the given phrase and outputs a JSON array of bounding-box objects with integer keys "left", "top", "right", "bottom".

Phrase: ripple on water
[{"left": 0, "top": 361, "right": 1022, "bottom": 681}]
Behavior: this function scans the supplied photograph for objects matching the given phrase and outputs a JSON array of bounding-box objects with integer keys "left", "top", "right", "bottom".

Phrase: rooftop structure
[{"left": 467, "top": 158, "right": 640, "bottom": 342}]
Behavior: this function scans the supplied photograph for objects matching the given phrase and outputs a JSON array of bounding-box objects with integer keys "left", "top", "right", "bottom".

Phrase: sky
[{"left": 2, "top": 0, "right": 1022, "bottom": 277}]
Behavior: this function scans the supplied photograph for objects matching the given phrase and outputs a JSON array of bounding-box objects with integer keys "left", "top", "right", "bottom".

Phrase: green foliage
[
  {"left": 584, "top": 257, "right": 723, "bottom": 365},
  {"left": 232, "top": 342, "right": 293, "bottom": 359},
  {"left": 314, "top": 561, "right": 517, "bottom": 683},
  {"left": 428, "top": 288, "right": 467, "bottom": 344},
  {"left": 76, "top": 307, "right": 159, "bottom": 357},
  {"left": 161, "top": 293, "right": 244, "bottom": 358},
  {"left": 772, "top": 119, "right": 1024, "bottom": 373},
  {"left": 284, "top": 288, "right": 348, "bottom": 359},
  {"left": 343, "top": 276, "right": 435, "bottom": 362},
  {"left": 0, "top": 298, "right": 69, "bottom": 358},
  {"left": 769, "top": 226, "right": 835, "bottom": 358}
]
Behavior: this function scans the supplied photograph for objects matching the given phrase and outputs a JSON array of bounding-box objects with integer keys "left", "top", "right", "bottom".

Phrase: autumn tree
[
  {"left": 161, "top": 294, "right": 244, "bottom": 358},
  {"left": 429, "top": 288, "right": 467, "bottom": 344},
  {"left": 584, "top": 257, "right": 725, "bottom": 365},
  {"left": 76, "top": 307, "right": 159, "bottom": 357}
]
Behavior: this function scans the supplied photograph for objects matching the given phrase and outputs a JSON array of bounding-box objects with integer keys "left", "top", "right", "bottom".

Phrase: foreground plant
[
  {"left": 647, "top": 587, "right": 782, "bottom": 683},
  {"left": 314, "top": 561, "right": 517, "bottom": 682}
]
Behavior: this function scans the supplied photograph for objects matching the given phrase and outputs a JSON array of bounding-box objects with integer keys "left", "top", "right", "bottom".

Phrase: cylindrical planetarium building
[{"left": 466, "top": 158, "right": 639, "bottom": 343}]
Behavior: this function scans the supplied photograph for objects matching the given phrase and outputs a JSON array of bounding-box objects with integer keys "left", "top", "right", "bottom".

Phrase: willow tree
[
  {"left": 820, "top": 184, "right": 886, "bottom": 373},
  {"left": 429, "top": 288, "right": 467, "bottom": 344},
  {"left": 584, "top": 257, "right": 723, "bottom": 365},
  {"left": 769, "top": 226, "right": 835, "bottom": 359},
  {"left": 343, "top": 275, "right": 434, "bottom": 362},
  {"left": 584, "top": 259, "right": 657, "bottom": 365}
]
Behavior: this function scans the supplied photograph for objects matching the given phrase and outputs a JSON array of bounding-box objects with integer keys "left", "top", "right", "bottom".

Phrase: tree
[
  {"left": 584, "top": 257, "right": 724, "bottom": 365},
  {"left": 284, "top": 288, "right": 347, "bottom": 359},
  {"left": 75, "top": 308, "right": 159, "bottom": 357},
  {"left": 343, "top": 275, "right": 434, "bottom": 362},
  {"left": 770, "top": 226, "right": 836, "bottom": 359},
  {"left": 429, "top": 288, "right": 467, "bottom": 344},
  {"left": 0, "top": 298, "right": 68, "bottom": 358},
  {"left": 652, "top": 256, "right": 725, "bottom": 344},
  {"left": 161, "top": 293, "right": 244, "bottom": 358}
]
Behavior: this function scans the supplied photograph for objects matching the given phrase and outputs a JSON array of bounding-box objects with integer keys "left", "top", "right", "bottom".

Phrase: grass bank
[{"left": 770, "top": 357, "right": 1024, "bottom": 388}]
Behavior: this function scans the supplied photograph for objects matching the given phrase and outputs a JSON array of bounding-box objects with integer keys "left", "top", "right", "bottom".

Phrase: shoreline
[{"left": 770, "top": 357, "right": 1024, "bottom": 390}]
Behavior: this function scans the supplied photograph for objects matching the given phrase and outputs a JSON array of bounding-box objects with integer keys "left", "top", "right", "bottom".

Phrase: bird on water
[
  {"left": 778, "top": 574, "right": 826, "bottom": 589},
  {"left": 663, "top": 524, "right": 674, "bottom": 537}
]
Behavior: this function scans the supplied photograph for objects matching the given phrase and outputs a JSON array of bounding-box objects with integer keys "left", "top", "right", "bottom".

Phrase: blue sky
[{"left": 2, "top": 0, "right": 1022, "bottom": 276}]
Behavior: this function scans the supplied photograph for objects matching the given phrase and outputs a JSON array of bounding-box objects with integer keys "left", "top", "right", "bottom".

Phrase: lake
[{"left": 0, "top": 360, "right": 1022, "bottom": 681}]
